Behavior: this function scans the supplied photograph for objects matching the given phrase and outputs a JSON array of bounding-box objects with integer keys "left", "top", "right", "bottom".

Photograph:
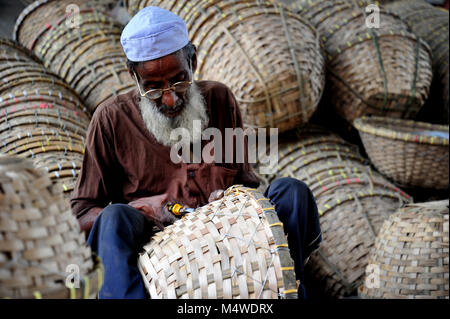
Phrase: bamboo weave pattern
[
  {"left": 138, "top": 186, "right": 298, "bottom": 299},
  {"left": 360, "top": 200, "right": 449, "bottom": 299},
  {"left": 0, "top": 155, "right": 103, "bottom": 299}
]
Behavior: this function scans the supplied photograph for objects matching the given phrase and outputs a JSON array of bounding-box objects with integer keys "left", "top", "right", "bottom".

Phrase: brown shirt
[{"left": 71, "top": 81, "right": 260, "bottom": 219}]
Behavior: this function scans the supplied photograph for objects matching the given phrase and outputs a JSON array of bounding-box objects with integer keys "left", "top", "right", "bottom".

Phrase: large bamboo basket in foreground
[
  {"left": 127, "top": 0, "right": 326, "bottom": 133},
  {"left": 138, "top": 186, "right": 298, "bottom": 299},
  {"left": 354, "top": 116, "right": 449, "bottom": 190},
  {"left": 360, "top": 200, "right": 449, "bottom": 299},
  {"left": 0, "top": 156, "right": 103, "bottom": 299},
  {"left": 293, "top": 0, "right": 433, "bottom": 123}
]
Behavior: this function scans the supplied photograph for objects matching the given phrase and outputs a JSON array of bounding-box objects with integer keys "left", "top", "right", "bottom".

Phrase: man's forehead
[{"left": 137, "top": 53, "right": 188, "bottom": 80}]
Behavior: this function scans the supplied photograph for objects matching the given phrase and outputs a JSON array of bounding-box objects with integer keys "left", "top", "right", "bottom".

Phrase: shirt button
[{"left": 188, "top": 171, "right": 195, "bottom": 178}]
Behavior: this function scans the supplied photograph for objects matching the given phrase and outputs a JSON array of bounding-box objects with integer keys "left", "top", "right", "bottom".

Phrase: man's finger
[
  {"left": 208, "top": 189, "right": 225, "bottom": 203},
  {"left": 216, "top": 189, "right": 224, "bottom": 198}
]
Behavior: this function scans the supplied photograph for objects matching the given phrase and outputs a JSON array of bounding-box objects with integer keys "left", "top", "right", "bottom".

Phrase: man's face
[{"left": 134, "top": 53, "right": 191, "bottom": 118}]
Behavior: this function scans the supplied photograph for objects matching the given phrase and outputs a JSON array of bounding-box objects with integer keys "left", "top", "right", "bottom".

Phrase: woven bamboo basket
[
  {"left": 196, "top": 2, "right": 325, "bottom": 132},
  {"left": 254, "top": 128, "right": 367, "bottom": 189},
  {"left": 127, "top": 0, "right": 325, "bottom": 133},
  {"left": 8, "top": 140, "right": 84, "bottom": 159},
  {"left": 280, "top": 159, "right": 375, "bottom": 188},
  {"left": 138, "top": 186, "right": 298, "bottom": 299},
  {"left": 0, "top": 38, "right": 41, "bottom": 63},
  {"left": 292, "top": 0, "right": 354, "bottom": 23},
  {"left": 0, "top": 110, "right": 89, "bottom": 137},
  {"left": 0, "top": 117, "right": 86, "bottom": 198},
  {"left": 254, "top": 126, "right": 367, "bottom": 187},
  {"left": 0, "top": 155, "right": 103, "bottom": 299},
  {"left": 274, "top": 136, "right": 367, "bottom": 180},
  {"left": 126, "top": 0, "right": 197, "bottom": 18},
  {"left": 14, "top": 0, "right": 135, "bottom": 112},
  {"left": 359, "top": 200, "right": 449, "bottom": 299},
  {"left": 348, "top": 0, "right": 397, "bottom": 7},
  {"left": 33, "top": 152, "right": 84, "bottom": 196},
  {"left": 386, "top": 0, "right": 449, "bottom": 124},
  {"left": 0, "top": 92, "right": 90, "bottom": 126},
  {"left": 0, "top": 39, "right": 89, "bottom": 198},
  {"left": 272, "top": 129, "right": 411, "bottom": 197},
  {"left": 0, "top": 39, "right": 91, "bottom": 126},
  {"left": 0, "top": 128, "right": 84, "bottom": 153},
  {"left": 0, "top": 76, "right": 91, "bottom": 125},
  {"left": 0, "top": 134, "right": 83, "bottom": 155},
  {"left": 256, "top": 148, "right": 368, "bottom": 193},
  {"left": 324, "top": 12, "right": 432, "bottom": 123},
  {"left": 354, "top": 116, "right": 449, "bottom": 190},
  {"left": 13, "top": 0, "right": 119, "bottom": 50},
  {"left": 276, "top": 136, "right": 362, "bottom": 164},
  {"left": 306, "top": 187, "right": 411, "bottom": 298},
  {"left": 0, "top": 132, "right": 85, "bottom": 197},
  {"left": 302, "top": 169, "right": 406, "bottom": 201},
  {"left": 294, "top": 0, "right": 433, "bottom": 123}
]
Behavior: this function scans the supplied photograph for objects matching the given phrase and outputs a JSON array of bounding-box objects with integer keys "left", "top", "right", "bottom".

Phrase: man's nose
[{"left": 161, "top": 89, "right": 179, "bottom": 107}]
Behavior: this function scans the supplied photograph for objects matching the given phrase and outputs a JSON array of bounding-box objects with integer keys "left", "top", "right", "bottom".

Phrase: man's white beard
[{"left": 138, "top": 82, "right": 209, "bottom": 148}]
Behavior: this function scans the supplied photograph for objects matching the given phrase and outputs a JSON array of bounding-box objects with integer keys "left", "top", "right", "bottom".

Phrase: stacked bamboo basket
[
  {"left": 386, "top": 0, "right": 449, "bottom": 124},
  {"left": 0, "top": 155, "right": 103, "bottom": 299},
  {"left": 352, "top": 0, "right": 450, "bottom": 124},
  {"left": 257, "top": 126, "right": 412, "bottom": 297},
  {"left": 126, "top": 0, "right": 326, "bottom": 133},
  {"left": 13, "top": 0, "right": 134, "bottom": 113},
  {"left": 343, "top": 0, "right": 450, "bottom": 191},
  {"left": 354, "top": 116, "right": 449, "bottom": 190},
  {"left": 0, "top": 39, "right": 90, "bottom": 198},
  {"left": 288, "top": 0, "right": 433, "bottom": 124},
  {"left": 360, "top": 200, "right": 449, "bottom": 299}
]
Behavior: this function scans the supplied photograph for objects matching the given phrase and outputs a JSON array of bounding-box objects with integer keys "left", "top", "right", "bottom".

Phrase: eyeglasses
[{"left": 133, "top": 71, "right": 192, "bottom": 100}]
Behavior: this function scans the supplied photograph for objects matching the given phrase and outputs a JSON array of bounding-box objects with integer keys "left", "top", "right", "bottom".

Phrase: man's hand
[
  {"left": 208, "top": 189, "right": 225, "bottom": 203},
  {"left": 78, "top": 207, "right": 103, "bottom": 235},
  {"left": 128, "top": 194, "right": 179, "bottom": 231}
]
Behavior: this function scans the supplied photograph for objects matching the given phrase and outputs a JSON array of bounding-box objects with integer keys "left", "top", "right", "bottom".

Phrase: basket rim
[
  {"left": 317, "top": 188, "right": 411, "bottom": 217},
  {"left": 13, "top": 0, "right": 53, "bottom": 42},
  {"left": 0, "top": 39, "right": 42, "bottom": 64},
  {"left": 353, "top": 116, "right": 449, "bottom": 146},
  {"left": 12, "top": 0, "right": 104, "bottom": 43},
  {"left": 401, "top": 199, "right": 449, "bottom": 214}
]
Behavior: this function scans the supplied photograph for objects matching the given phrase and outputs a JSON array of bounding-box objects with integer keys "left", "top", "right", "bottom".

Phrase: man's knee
[
  {"left": 266, "top": 177, "right": 318, "bottom": 222},
  {"left": 267, "top": 177, "right": 311, "bottom": 197},
  {"left": 98, "top": 204, "right": 141, "bottom": 229}
]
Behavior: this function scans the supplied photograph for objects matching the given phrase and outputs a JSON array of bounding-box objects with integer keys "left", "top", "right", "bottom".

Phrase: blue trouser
[{"left": 87, "top": 177, "right": 322, "bottom": 299}]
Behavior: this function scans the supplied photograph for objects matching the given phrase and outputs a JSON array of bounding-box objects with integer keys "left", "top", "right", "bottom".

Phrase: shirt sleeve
[
  {"left": 224, "top": 86, "right": 261, "bottom": 189},
  {"left": 70, "top": 107, "right": 119, "bottom": 219}
]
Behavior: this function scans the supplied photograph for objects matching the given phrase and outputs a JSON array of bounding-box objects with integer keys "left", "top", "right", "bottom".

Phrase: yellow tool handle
[{"left": 168, "top": 203, "right": 183, "bottom": 216}]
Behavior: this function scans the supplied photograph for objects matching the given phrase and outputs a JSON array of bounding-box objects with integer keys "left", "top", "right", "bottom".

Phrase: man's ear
[{"left": 127, "top": 61, "right": 141, "bottom": 81}]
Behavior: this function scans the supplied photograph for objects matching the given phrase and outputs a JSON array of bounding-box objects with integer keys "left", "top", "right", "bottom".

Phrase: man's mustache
[{"left": 157, "top": 99, "right": 184, "bottom": 114}]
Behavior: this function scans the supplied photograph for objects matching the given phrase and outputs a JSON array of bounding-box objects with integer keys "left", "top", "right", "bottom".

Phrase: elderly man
[{"left": 71, "top": 7, "right": 321, "bottom": 299}]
